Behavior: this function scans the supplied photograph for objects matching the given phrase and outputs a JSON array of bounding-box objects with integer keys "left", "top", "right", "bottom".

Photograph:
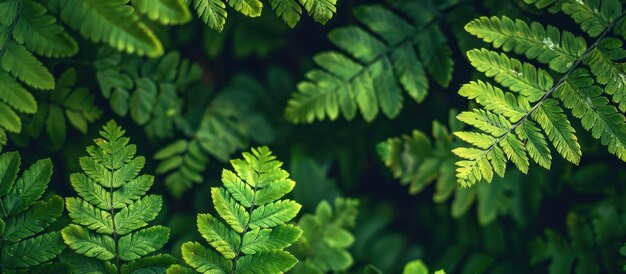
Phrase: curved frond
[{"left": 285, "top": 3, "right": 454, "bottom": 123}]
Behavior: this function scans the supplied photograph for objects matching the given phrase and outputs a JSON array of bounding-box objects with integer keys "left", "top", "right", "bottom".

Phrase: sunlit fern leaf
[
  {"left": 132, "top": 0, "right": 192, "bottom": 25},
  {"left": 172, "top": 147, "right": 302, "bottom": 273},
  {"left": 95, "top": 49, "right": 202, "bottom": 139},
  {"left": 0, "top": 151, "right": 65, "bottom": 272},
  {"left": 19, "top": 68, "right": 101, "bottom": 149},
  {"left": 62, "top": 120, "right": 173, "bottom": 273},
  {"left": 285, "top": 2, "right": 453, "bottom": 123},
  {"left": 465, "top": 16, "right": 586, "bottom": 73},
  {"left": 584, "top": 38, "right": 626, "bottom": 111},
  {"left": 454, "top": 5, "right": 626, "bottom": 186},
  {"left": 270, "top": 0, "right": 302, "bottom": 28},
  {"left": 290, "top": 198, "right": 359, "bottom": 274},
  {"left": 155, "top": 75, "right": 273, "bottom": 197},
  {"left": 51, "top": 0, "right": 164, "bottom": 57},
  {"left": 299, "top": 0, "right": 336, "bottom": 25},
  {"left": 186, "top": 0, "right": 228, "bottom": 31}
]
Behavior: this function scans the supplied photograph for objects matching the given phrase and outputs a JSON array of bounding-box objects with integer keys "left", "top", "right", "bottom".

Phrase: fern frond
[
  {"left": 21, "top": 68, "right": 101, "bottom": 149},
  {"left": 455, "top": 5, "right": 626, "bottom": 186},
  {"left": 0, "top": 151, "right": 65, "bottom": 272},
  {"left": 131, "top": 0, "right": 192, "bottom": 25},
  {"left": 291, "top": 198, "right": 359, "bottom": 273},
  {"left": 52, "top": 0, "right": 164, "bottom": 57},
  {"left": 285, "top": 2, "right": 457, "bottom": 123},
  {"left": 187, "top": 0, "right": 227, "bottom": 31},
  {"left": 95, "top": 49, "right": 201, "bottom": 139},
  {"left": 62, "top": 120, "right": 172, "bottom": 273},
  {"left": 174, "top": 147, "right": 302, "bottom": 273},
  {"left": 377, "top": 111, "right": 532, "bottom": 225}
]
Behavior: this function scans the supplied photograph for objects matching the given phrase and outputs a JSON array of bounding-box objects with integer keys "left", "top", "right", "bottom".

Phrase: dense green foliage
[{"left": 0, "top": 0, "right": 625, "bottom": 273}]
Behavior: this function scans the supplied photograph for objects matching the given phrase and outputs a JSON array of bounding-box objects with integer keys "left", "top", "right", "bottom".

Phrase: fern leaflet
[
  {"left": 0, "top": 151, "right": 66, "bottom": 272},
  {"left": 171, "top": 146, "right": 302, "bottom": 273},
  {"left": 454, "top": 2, "right": 626, "bottom": 186},
  {"left": 61, "top": 120, "right": 175, "bottom": 273},
  {"left": 285, "top": 1, "right": 455, "bottom": 123}
]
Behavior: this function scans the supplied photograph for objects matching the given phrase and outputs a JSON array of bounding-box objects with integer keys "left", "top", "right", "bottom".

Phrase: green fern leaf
[
  {"left": 291, "top": 198, "right": 359, "bottom": 273},
  {"left": 188, "top": 0, "right": 228, "bottom": 31},
  {"left": 455, "top": 6, "right": 626, "bottom": 186},
  {"left": 0, "top": 151, "right": 65, "bottom": 272},
  {"left": 229, "top": 0, "right": 263, "bottom": 17},
  {"left": 403, "top": 260, "right": 447, "bottom": 274},
  {"left": 2, "top": 42, "right": 54, "bottom": 90},
  {"left": 95, "top": 50, "right": 201, "bottom": 139},
  {"left": 53, "top": 0, "right": 164, "bottom": 57},
  {"left": 174, "top": 147, "right": 302, "bottom": 273},
  {"left": 270, "top": 0, "right": 302, "bottom": 28},
  {"left": 132, "top": 0, "right": 192, "bottom": 25},
  {"left": 62, "top": 120, "right": 172, "bottom": 272},
  {"left": 285, "top": 3, "right": 452, "bottom": 123},
  {"left": 299, "top": 0, "right": 336, "bottom": 24},
  {"left": 560, "top": 0, "right": 622, "bottom": 37},
  {"left": 465, "top": 16, "right": 586, "bottom": 73},
  {"left": 13, "top": 0, "right": 78, "bottom": 58}
]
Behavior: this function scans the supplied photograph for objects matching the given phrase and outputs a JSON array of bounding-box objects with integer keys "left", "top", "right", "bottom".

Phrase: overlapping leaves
[
  {"left": 171, "top": 146, "right": 302, "bottom": 273},
  {"left": 61, "top": 120, "right": 174, "bottom": 273}
]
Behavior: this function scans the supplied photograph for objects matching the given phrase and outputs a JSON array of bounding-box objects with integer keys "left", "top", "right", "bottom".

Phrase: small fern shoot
[
  {"left": 171, "top": 146, "right": 303, "bottom": 273},
  {"left": 0, "top": 151, "right": 66, "bottom": 272},
  {"left": 454, "top": 0, "right": 626, "bottom": 186},
  {"left": 285, "top": 0, "right": 456, "bottom": 123},
  {"left": 365, "top": 259, "right": 446, "bottom": 274},
  {"left": 291, "top": 198, "right": 359, "bottom": 274},
  {"left": 61, "top": 120, "right": 175, "bottom": 273}
]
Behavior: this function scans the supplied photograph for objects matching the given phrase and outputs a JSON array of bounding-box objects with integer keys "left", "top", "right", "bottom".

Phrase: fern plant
[
  {"left": 366, "top": 259, "right": 446, "bottom": 274},
  {"left": 284, "top": 0, "right": 457, "bottom": 123},
  {"left": 12, "top": 68, "right": 101, "bottom": 149},
  {"left": 61, "top": 120, "right": 174, "bottom": 273},
  {"left": 0, "top": 0, "right": 78, "bottom": 150},
  {"left": 185, "top": 0, "right": 336, "bottom": 31},
  {"left": 290, "top": 197, "right": 359, "bottom": 274},
  {"left": 95, "top": 49, "right": 202, "bottom": 139},
  {"left": 454, "top": 0, "right": 626, "bottom": 186},
  {"left": 169, "top": 146, "right": 302, "bottom": 273},
  {"left": 155, "top": 74, "right": 273, "bottom": 197},
  {"left": 0, "top": 151, "right": 66, "bottom": 272},
  {"left": 377, "top": 110, "right": 545, "bottom": 226}
]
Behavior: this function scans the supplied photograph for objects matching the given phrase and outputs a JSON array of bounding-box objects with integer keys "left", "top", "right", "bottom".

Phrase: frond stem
[
  {"left": 109, "top": 176, "right": 121, "bottom": 274},
  {"left": 230, "top": 179, "right": 259, "bottom": 273}
]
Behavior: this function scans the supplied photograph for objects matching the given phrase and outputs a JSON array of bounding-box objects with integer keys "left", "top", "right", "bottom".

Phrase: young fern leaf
[
  {"left": 61, "top": 120, "right": 175, "bottom": 273},
  {"left": 284, "top": 1, "right": 455, "bottom": 123},
  {"left": 186, "top": 0, "right": 336, "bottom": 31},
  {"left": 0, "top": 151, "right": 66, "bottom": 272},
  {"left": 365, "top": 259, "right": 446, "bottom": 274},
  {"left": 290, "top": 198, "right": 359, "bottom": 274},
  {"left": 51, "top": 0, "right": 164, "bottom": 57},
  {"left": 172, "top": 146, "right": 303, "bottom": 273},
  {"left": 18, "top": 68, "right": 101, "bottom": 149},
  {"left": 95, "top": 49, "right": 202, "bottom": 139},
  {"left": 454, "top": 4, "right": 626, "bottom": 186}
]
